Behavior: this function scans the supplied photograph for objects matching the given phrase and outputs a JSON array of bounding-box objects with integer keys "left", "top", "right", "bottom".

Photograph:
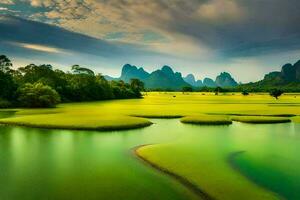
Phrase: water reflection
[{"left": 0, "top": 120, "right": 299, "bottom": 200}]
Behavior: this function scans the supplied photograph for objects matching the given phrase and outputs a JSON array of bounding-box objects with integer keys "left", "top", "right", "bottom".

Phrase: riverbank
[{"left": 134, "top": 144, "right": 213, "bottom": 200}]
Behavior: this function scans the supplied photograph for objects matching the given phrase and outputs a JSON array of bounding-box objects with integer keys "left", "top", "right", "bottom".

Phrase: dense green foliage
[
  {"left": 0, "top": 55, "right": 144, "bottom": 108},
  {"left": 17, "top": 82, "right": 61, "bottom": 108},
  {"left": 182, "top": 86, "right": 193, "bottom": 93}
]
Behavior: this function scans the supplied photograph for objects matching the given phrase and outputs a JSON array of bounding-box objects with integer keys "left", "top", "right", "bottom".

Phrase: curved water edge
[
  {"left": 0, "top": 118, "right": 298, "bottom": 199},
  {"left": 133, "top": 144, "right": 214, "bottom": 200},
  {"left": 228, "top": 151, "right": 284, "bottom": 200}
]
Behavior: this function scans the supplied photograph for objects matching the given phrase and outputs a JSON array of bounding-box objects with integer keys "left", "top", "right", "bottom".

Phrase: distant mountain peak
[
  {"left": 203, "top": 78, "right": 216, "bottom": 87},
  {"left": 161, "top": 65, "right": 174, "bottom": 75},
  {"left": 215, "top": 72, "right": 238, "bottom": 87},
  {"left": 186, "top": 74, "right": 196, "bottom": 82},
  {"left": 184, "top": 74, "right": 203, "bottom": 87},
  {"left": 120, "top": 64, "right": 149, "bottom": 82}
]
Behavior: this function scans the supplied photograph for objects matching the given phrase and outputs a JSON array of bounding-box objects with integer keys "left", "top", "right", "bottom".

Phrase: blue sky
[{"left": 0, "top": 0, "right": 300, "bottom": 82}]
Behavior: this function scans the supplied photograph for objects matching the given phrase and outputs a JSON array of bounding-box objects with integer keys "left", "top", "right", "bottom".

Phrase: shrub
[
  {"left": 17, "top": 82, "right": 61, "bottom": 108},
  {"left": 270, "top": 89, "right": 283, "bottom": 99},
  {"left": 242, "top": 91, "right": 249, "bottom": 96}
]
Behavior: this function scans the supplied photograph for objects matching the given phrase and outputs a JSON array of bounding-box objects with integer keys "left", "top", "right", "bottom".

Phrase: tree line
[{"left": 0, "top": 55, "right": 144, "bottom": 108}]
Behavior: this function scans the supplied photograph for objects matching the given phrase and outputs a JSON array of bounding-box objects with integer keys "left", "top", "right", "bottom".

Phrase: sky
[{"left": 0, "top": 0, "right": 300, "bottom": 83}]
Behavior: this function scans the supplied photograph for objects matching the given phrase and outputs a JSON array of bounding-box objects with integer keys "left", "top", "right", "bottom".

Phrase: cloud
[
  {"left": 1, "top": 0, "right": 300, "bottom": 82},
  {"left": 18, "top": 0, "right": 299, "bottom": 59},
  {"left": 9, "top": 42, "right": 66, "bottom": 53},
  {"left": 196, "top": 0, "right": 243, "bottom": 21},
  {"left": 0, "top": 0, "right": 14, "bottom": 5},
  {"left": 0, "top": 15, "right": 166, "bottom": 59}
]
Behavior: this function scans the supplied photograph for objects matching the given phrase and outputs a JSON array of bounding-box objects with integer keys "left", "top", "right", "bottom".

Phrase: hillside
[{"left": 240, "top": 60, "right": 300, "bottom": 91}]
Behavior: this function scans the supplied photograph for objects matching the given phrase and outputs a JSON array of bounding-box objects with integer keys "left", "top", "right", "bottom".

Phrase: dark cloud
[
  {"left": 153, "top": 0, "right": 300, "bottom": 57},
  {"left": 0, "top": 14, "right": 163, "bottom": 58}
]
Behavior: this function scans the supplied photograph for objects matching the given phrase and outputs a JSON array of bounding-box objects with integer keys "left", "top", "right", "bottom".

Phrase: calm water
[{"left": 0, "top": 114, "right": 299, "bottom": 200}]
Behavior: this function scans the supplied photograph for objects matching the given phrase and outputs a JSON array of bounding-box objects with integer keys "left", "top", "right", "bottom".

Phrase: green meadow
[
  {"left": 1, "top": 92, "right": 300, "bottom": 129},
  {"left": 0, "top": 92, "right": 300, "bottom": 200}
]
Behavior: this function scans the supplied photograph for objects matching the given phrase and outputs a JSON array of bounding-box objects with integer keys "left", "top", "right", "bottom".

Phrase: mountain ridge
[
  {"left": 106, "top": 64, "right": 239, "bottom": 90},
  {"left": 104, "top": 59, "right": 300, "bottom": 91}
]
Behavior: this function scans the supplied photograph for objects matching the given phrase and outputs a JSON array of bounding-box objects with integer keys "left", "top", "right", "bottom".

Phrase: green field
[
  {"left": 0, "top": 92, "right": 300, "bottom": 200},
  {"left": 1, "top": 92, "right": 300, "bottom": 130}
]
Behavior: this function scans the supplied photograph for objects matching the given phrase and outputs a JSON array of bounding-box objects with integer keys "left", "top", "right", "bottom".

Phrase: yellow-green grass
[
  {"left": 231, "top": 116, "right": 291, "bottom": 124},
  {"left": 292, "top": 116, "right": 300, "bottom": 123},
  {"left": 0, "top": 113, "right": 152, "bottom": 131},
  {"left": 137, "top": 144, "right": 278, "bottom": 200},
  {"left": 130, "top": 114, "right": 184, "bottom": 118},
  {"left": 0, "top": 92, "right": 300, "bottom": 130},
  {"left": 181, "top": 115, "right": 232, "bottom": 125}
]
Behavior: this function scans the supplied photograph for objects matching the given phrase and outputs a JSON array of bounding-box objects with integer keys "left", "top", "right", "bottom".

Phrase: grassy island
[{"left": 180, "top": 115, "right": 232, "bottom": 125}]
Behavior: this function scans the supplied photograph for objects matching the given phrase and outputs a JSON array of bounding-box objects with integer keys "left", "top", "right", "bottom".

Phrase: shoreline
[
  {"left": 133, "top": 144, "right": 214, "bottom": 200},
  {"left": 0, "top": 121, "right": 153, "bottom": 132},
  {"left": 227, "top": 151, "right": 283, "bottom": 200}
]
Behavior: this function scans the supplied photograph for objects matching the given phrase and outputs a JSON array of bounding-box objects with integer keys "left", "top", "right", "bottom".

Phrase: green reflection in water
[
  {"left": 0, "top": 119, "right": 299, "bottom": 200},
  {"left": 230, "top": 123, "right": 300, "bottom": 200},
  {"left": 0, "top": 120, "right": 199, "bottom": 200}
]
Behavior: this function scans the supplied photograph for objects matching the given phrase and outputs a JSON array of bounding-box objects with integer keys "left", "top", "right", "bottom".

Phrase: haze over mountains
[
  {"left": 105, "top": 59, "right": 300, "bottom": 91},
  {"left": 105, "top": 64, "right": 238, "bottom": 90},
  {"left": 242, "top": 60, "right": 300, "bottom": 91}
]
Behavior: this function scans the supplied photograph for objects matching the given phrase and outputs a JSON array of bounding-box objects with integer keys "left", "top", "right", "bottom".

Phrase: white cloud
[{"left": 9, "top": 42, "right": 68, "bottom": 54}]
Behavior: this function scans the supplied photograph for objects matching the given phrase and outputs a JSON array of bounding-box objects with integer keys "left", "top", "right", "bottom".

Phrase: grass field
[
  {"left": 1, "top": 92, "right": 300, "bottom": 199},
  {"left": 135, "top": 120, "right": 300, "bottom": 200},
  {"left": 0, "top": 92, "right": 300, "bottom": 130}
]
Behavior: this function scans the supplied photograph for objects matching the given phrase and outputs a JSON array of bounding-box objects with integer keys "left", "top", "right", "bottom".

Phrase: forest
[{"left": 0, "top": 55, "right": 144, "bottom": 108}]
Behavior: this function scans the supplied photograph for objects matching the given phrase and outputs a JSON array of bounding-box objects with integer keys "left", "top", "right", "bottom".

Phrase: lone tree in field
[
  {"left": 242, "top": 91, "right": 249, "bottom": 96},
  {"left": 182, "top": 86, "right": 193, "bottom": 94},
  {"left": 214, "top": 87, "right": 223, "bottom": 95},
  {"left": 270, "top": 89, "right": 283, "bottom": 99}
]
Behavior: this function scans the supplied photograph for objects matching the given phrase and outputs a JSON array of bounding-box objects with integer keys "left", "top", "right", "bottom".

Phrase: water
[{"left": 0, "top": 117, "right": 299, "bottom": 200}]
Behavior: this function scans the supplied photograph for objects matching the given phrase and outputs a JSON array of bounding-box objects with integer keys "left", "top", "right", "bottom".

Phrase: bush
[
  {"left": 242, "top": 91, "right": 249, "bottom": 96},
  {"left": 17, "top": 82, "right": 61, "bottom": 108},
  {"left": 0, "top": 99, "right": 12, "bottom": 108}
]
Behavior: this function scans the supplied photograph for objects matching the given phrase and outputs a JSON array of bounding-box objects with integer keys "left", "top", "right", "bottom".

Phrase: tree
[
  {"left": 270, "top": 89, "right": 283, "bottom": 99},
  {"left": 130, "top": 78, "right": 144, "bottom": 97},
  {"left": 242, "top": 91, "right": 249, "bottom": 96},
  {"left": 71, "top": 65, "right": 95, "bottom": 76},
  {"left": 17, "top": 82, "right": 61, "bottom": 108},
  {"left": 214, "top": 87, "right": 223, "bottom": 95},
  {"left": 0, "top": 71, "right": 16, "bottom": 100},
  {"left": 182, "top": 86, "right": 193, "bottom": 93},
  {"left": 0, "top": 55, "right": 13, "bottom": 73},
  {"left": 0, "top": 55, "right": 16, "bottom": 100}
]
